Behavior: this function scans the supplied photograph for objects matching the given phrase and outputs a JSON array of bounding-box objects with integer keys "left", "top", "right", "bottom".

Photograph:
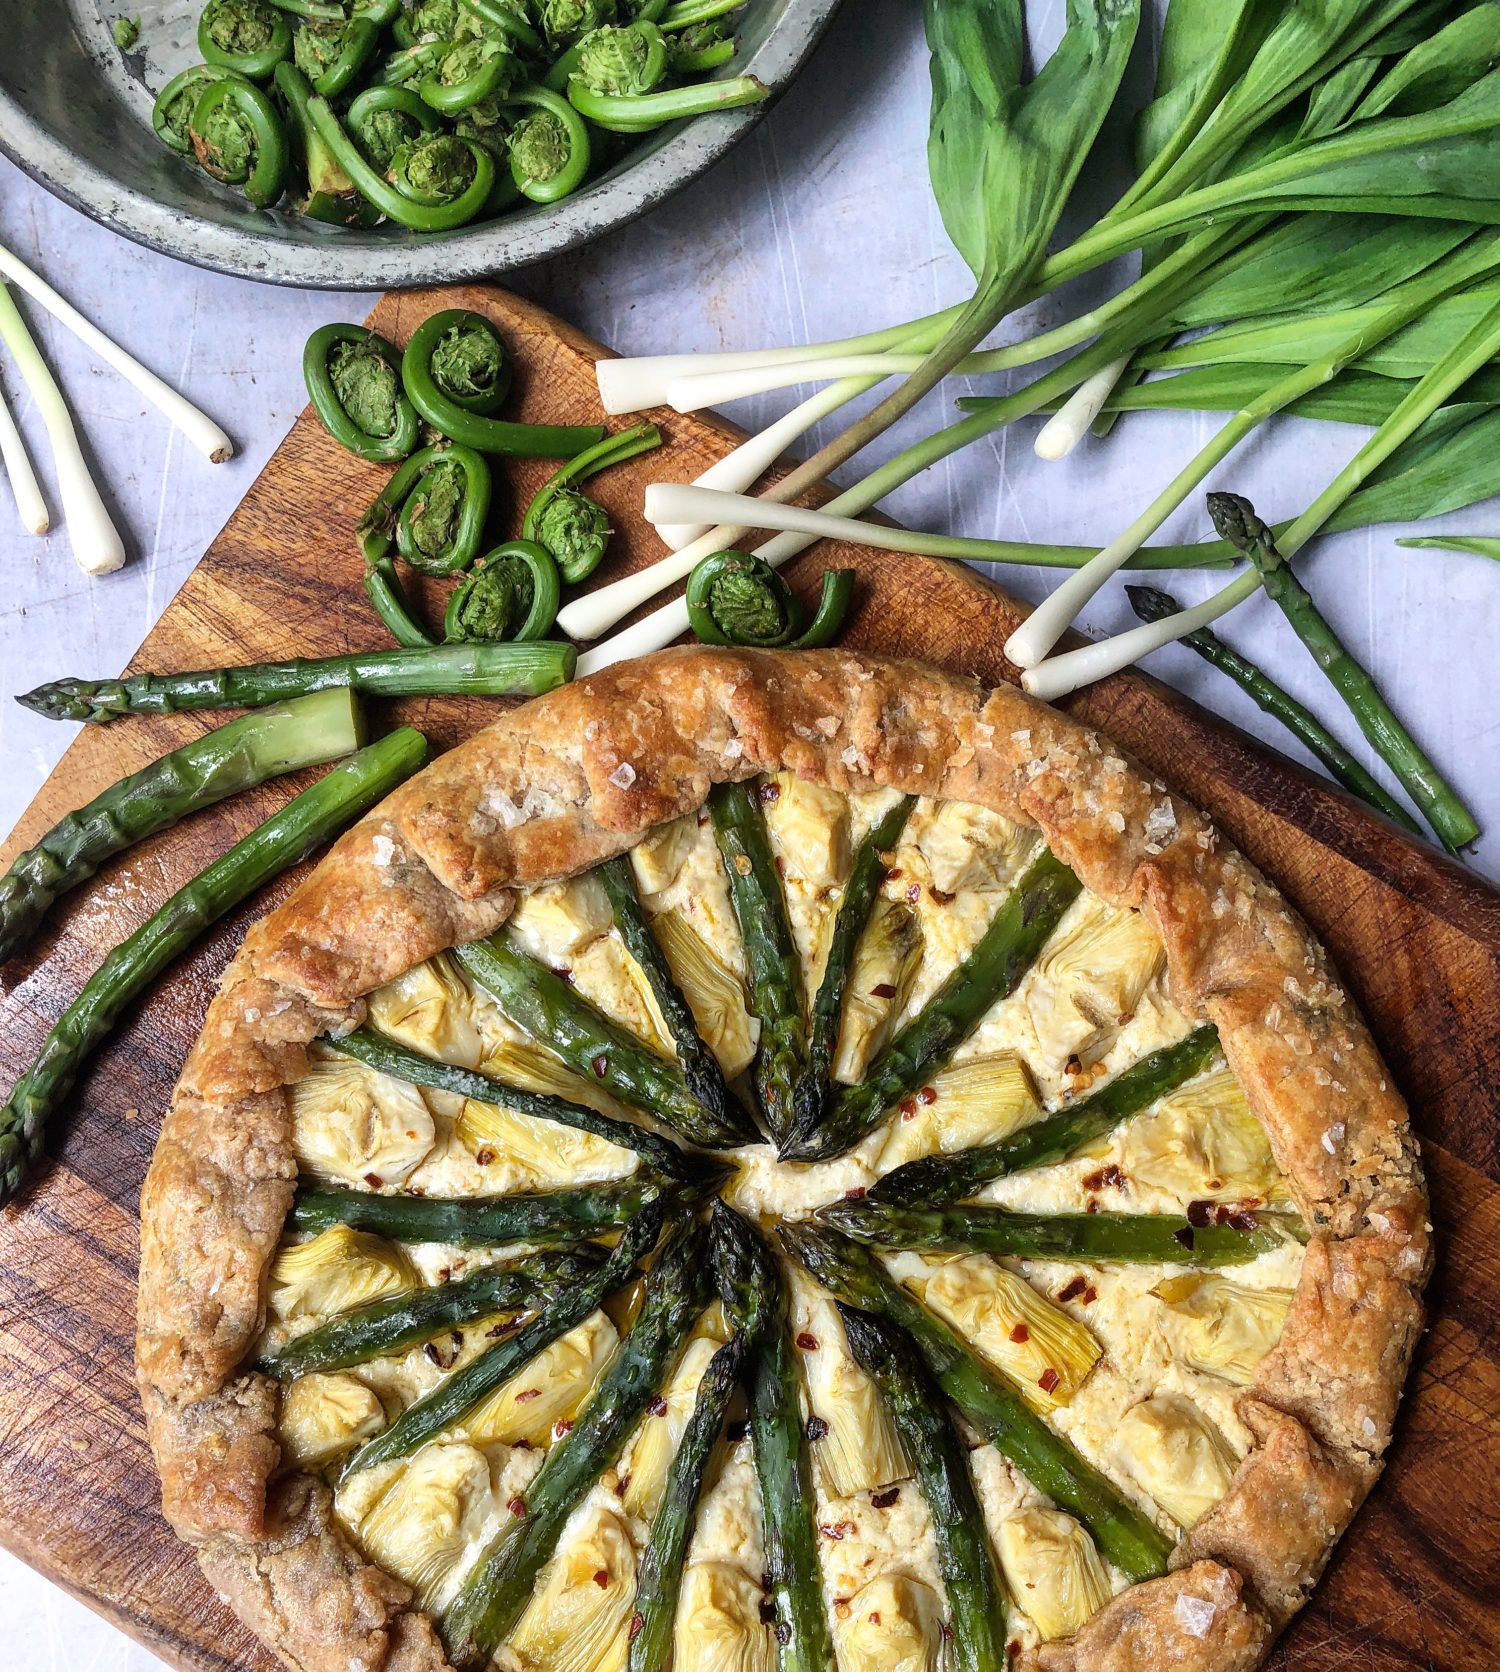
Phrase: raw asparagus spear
[
  {"left": 783, "top": 848, "right": 1081, "bottom": 1164},
  {"left": 454, "top": 935, "right": 756, "bottom": 1149},
  {"left": 1208, "top": 492, "right": 1478, "bottom": 853},
  {"left": 289, "top": 1177, "right": 662, "bottom": 1246},
  {"left": 822, "top": 1199, "right": 1288, "bottom": 1266},
  {"left": 0, "top": 728, "right": 427, "bottom": 1206},
  {"left": 869, "top": 1025, "right": 1219, "bottom": 1207},
  {"left": 793, "top": 795, "right": 916, "bottom": 1144},
  {"left": 17, "top": 640, "right": 576, "bottom": 725},
  {"left": 442, "top": 1219, "right": 713, "bottom": 1671},
  {"left": 709, "top": 782, "right": 810, "bottom": 1150},
  {"left": 344, "top": 1198, "right": 666, "bottom": 1478},
  {"left": 0, "top": 688, "right": 363, "bottom": 962},
  {"left": 627, "top": 1336, "right": 745, "bottom": 1672},
  {"left": 779, "top": 1224, "right": 1172, "bottom": 1584},
  {"left": 257, "top": 1246, "right": 606, "bottom": 1378},
  {"left": 330, "top": 1024, "right": 722, "bottom": 1185},
  {"left": 1124, "top": 584, "right": 1420, "bottom": 834},
  {"left": 596, "top": 854, "right": 745, "bottom": 1143},
  {"left": 838, "top": 1306, "right": 1009, "bottom": 1672}
]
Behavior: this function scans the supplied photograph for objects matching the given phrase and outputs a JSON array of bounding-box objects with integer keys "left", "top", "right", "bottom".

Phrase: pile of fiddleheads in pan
[{"left": 152, "top": 0, "right": 769, "bottom": 230}]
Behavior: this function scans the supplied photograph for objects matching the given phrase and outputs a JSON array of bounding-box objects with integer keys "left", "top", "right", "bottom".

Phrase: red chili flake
[
  {"left": 941, "top": 1624, "right": 954, "bottom": 1643},
  {"left": 762, "top": 1573, "right": 774, "bottom": 1593},
  {"left": 899, "top": 1097, "right": 918, "bottom": 1121},
  {"left": 906, "top": 883, "right": 921, "bottom": 905},
  {"left": 928, "top": 887, "right": 955, "bottom": 905},
  {"left": 618, "top": 1473, "right": 632, "bottom": 1495},
  {"left": 758, "top": 782, "right": 781, "bottom": 804},
  {"left": 884, "top": 867, "right": 903, "bottom": 883},
  {"left": 871, "top": 982, "right": 898, "bottom": 1000},
  {"left": 1085, "top": 1199, "right": 1099, "bottom": 1214},
  {"left": 917, "top": 1085, "right": 937, "bottom": 1105},
  {"left": 1081, "top": 1164, "right": 1126, "bottom": 1192},
  {"left": 554, "top": 966, "right": 575, "bottom": 985},
  {"left": 806, "top": 1416, "right": 829, "bottom": 1441},
  {"left": 1038, "top": 1367, "right": 1061, "bottom": 1395},
  {"left": 1081, "top": 1284, "right": 1098, "bottom": 1304},
  {"left": 512, "top": 1437, "right": 533, "bottom": 1450},
  {"left": 487, "top": 1318, "right": 518, "bottom": 1338},
  {"left": 759, "top": 1600, "right": 778, "bottom": 1626},
  {"left": 1007, "top": 1642, "right": 1022, "bottom": 1660},
  {"left": 515, "top": 1388, "right": 540, "bottom": 1403},
  {"left": 774, "top": 855, "right": 786, "bottom": 878},
  {"left": 592, "top": 1054, "right": 609, "bottom": 1077},
  {"left": 844, "top": 1186, "right": 867, "bottom": 1200},
  {"left": 1009, "top": 1322, "right": 1030, "bottom": 1344},
  {"left": 1056, "top": 1276, "right": 1088, "bottom": 1304},
  {"left": 363, "top": 1173, "right": 384, "bottom": 1188},
  {"left": 474, "top": 1148, "right": 496, "bottom": 1167},
  {"left": 1226, "top": 1209, "right": 1260, "bottom": 1232},
  {"left": 594, "top": 1569, "right": 610, "bottom": 1589},
  {"left": 871, "top": 1487, "right": 900, "bottom": 1509},
  {"left": 1116, "top": 1012, "right": 1134, "bottom": 1027},
  {"left": 554, "top": 1420, "right": 573, "bottom": 1438},
  {"left": 868, "top": 1612, "right": 881, "bottom": 1626},
  {"left": 628, "top": 1615, "right": 645, "bottom": 1642},
  {"left": 819, "top": 1521, "right": 854, "bottom": 1541},
  {"left": 1186, "top": 1199, "right": 1214, "bottom": 1228},
  {"left": 507, "top": 1496, "right": 527, "bottom": 1517},
  {"left": 796, "top": 1332, "right": 820, "bottom": 1351},
  {"left": 1065, "top": 1055, "right": 1083, "bottom": 1077},
  {"left": 648, "top": 1395, "right": 669, "bottom": 1417}
]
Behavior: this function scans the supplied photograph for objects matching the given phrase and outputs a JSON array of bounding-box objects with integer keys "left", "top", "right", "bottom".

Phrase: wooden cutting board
[{"left": 0, "top": 286, "right": 1495, "bottom": 1672}]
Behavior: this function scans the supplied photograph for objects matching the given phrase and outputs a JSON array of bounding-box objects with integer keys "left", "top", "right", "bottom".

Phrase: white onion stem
[
  {"left": 1033, "top": 356, "right": 1132, "bottom": 461},
  {"left": 0, "top": 284, "right": 125, "bottom": 575},
  {"left": 665, "top": 353, "right": 932, "bottom": 413},
  {"left": 0, "top": 242, "right": 234, "bottom": 463},
  {"left": 0, "top": 373, "right": 48, "bottom": 534}
]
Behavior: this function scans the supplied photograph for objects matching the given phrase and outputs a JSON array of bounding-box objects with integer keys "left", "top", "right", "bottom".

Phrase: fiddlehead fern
[
  {"left": 520, "top": 420, "right": 660, "bottom": 583},
  {"left": 418, "top": 33, "right": 523, "bottom": 114},
  {"left": 304, "top": 324, "right": 420, "bottom": 462},
  {"left": 188, "top": 78, "right": 291, "bottom": 206},
  {"left": 502, "top": 85, "right": 591, "bottom": 202},
  {"left": 358, "top": 441, "right": 493, "bottom": 576},
  {"left": 307, "top": 94, "right": 496, "bottom": 227},
  {"left": 346, "top": 82, "right": 440, "bottom": 167},
  {"left": 198, "top": 0, "right": 294, "bottom": 77},
  {"left": 292, "top": 14, "right": 382, "bottom": 95},
  {"left": 538, "top": 0, "right": 615, "bottom": 45},
  {"left": 571, "top": 21, "right": 667, "bottom": 95},
  {"left": 685, "top": 550, "right": 854, "bottom": 649},
  {"left": 153, "top": 66, "right": 250, "bottom": 153},
  {"left": 444, "top": 540, "right": 562, "bottom": 641}
]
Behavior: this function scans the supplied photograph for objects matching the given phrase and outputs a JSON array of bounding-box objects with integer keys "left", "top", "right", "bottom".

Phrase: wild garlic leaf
[
  {"left": 1130, "top": 0, "right": 1265, "bottom": 183},
  {"left": 1350, "top": 4, "right": 1500, "bottom": 123}
]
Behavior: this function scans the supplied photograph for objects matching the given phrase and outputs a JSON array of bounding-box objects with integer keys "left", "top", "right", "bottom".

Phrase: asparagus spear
[
  {"left": 329, "top": 1025, "right": 721, "bottom": 1185},
  {"left": 596, "top": 855, "right": 746, "bottom": 1144},
  {"left": 793, "top": 796, "right": 916, "bottom": 1145},
  {"left": 0, "top": 688, "right": 364, "bottom": 963},
  {"left": 1125, "top": 584, "right": 1421, "bottom": 834},
  {"left": 779, "top": 1224, "right": 1172, "bottom": 1584},
  {"left": 0, "top": 728, "right": 427, "bottom": 1206},
  {"left": 744, "top": 1217, "right": 834, "bottom": 1672},
  {"left": 710, "top": 1198, "right": 782, "bottom": 1343},
  {"left": 709, "top": 782, "right": 810, "bottom": 1150},
  {"left": 442, "top": 1219, "right": 713, "bottom": 1672},
  {"left": 17, "top": 640, "right": 576, "bottom": 724},
  {"left": 289, "top": 1177, "right": 662, "bottom": 1246},
  {"left": 783, "top": 848, "right": 1081, "bottom": 1164},
  {"left": 822, "top": 1199, "right": 1289, "bottom": 1267},
  {"left": 455, "top": 935, "right": 756, "bottom": 1149},
  {"left": 257, "top": 1245, "right": 606, "bottom": 1378},
  {"left": 870, "top": 1025, "right": 1219, "bottom": 1207},
  {"left": 1207, "top": 492, "right": 1478, "bottom": 853},
  {"left": 627, "top": 1335, "right": 745, "bottom": 1672},
  {"left": 344, "top": 1199, "right": 668, "bottom": 1479},
  {"left": 838, "top": 1306, "right": 1009, "bottom": 1672}
]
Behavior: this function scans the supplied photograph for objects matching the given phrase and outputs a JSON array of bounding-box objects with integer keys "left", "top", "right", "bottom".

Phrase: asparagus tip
[{"left": 1205, "top": 492, "right": 1270, "bottom": 557}]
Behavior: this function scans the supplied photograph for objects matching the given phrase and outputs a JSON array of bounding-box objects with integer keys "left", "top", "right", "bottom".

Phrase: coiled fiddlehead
[
  {"left": 359, "top": 441, "right": 493, "bottom": 577},
  {"left": 521, "top": 420, "right": 660, "bottom": 583},
  {"left": 501, "top": 85, "right": 590, "bottom": 201},
  {"left": 571, "top": 21, "right": 667, "bottom": 95},
  {"left": 153, "top": 66, "right": 250, "bottom": 153},
  {"left": 307, "top": 94, "right": 496, "bottom": 227},
  {"left": 198, "top": 0, "right": 293, "bottom": 77},
  {"left": 444, "top": 540, "right": 561, "bottom": 641},
  {"left": 292, "top": 14, "right": 382, "bottom": 95},
  {"left": 419, "top": 34, "right": 523, "bottom": 114},
  {"left": 188, "top": 78, "right": 291, "bottom": 206},
  {"left": 685, "top": 551, "right": 854, "bottom": 649},
  {"left": 539, "top": 0, "right": 615, "bottom": 44},
  {"left": 346, "top": 81, "right": 440, "bottom": 166},
  {"left": 304, "top": 324, "right": 420, "bottom": 462}
]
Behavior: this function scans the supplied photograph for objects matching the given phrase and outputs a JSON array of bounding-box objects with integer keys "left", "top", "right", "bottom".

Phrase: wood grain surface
[{"left": 0, "top": 285, "right": 1495, "bottom": 1672}]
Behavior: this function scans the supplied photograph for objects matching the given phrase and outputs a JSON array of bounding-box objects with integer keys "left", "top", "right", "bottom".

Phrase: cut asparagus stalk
[
  {"left": 779, "top": 1224, "right": 1171, "bottom": 1584},
  {"left": 344, "top": 1199, "right": 667, "bottom": 1479},
  {"left": 709, "top": 783, "right": 810, "bottom": 1151},
  {"left": 454, "top": 935, "right": 756, "bottom": 1149},
  {"left": 822, "top": 1199, "right": 1289, "bottom": 1267},
  {"left": 869, "top": 1026, "right": 1220, "bottom": 1207},
  {"left": 0, "top": 728, "right": 427, "bottom": 1205},
  {"left": 257, "top": 1245, "right": 606, "bottom": 1377},
  {"left": 329, "top": 1024, "right": 720, "bottom": 1185},
  {"left": 288, "top": 1177, "right": 663, "bottom": 1246},
  {"left": 0, "top": 688, "right": 364, "bottom": 962},
  {"left": 442, "top": 1219, "right": 713, "bottom": 1671},
  {"left": 783, "top": 849, "right": 1081, "bottom": 1164},
  {"left": 794, "top": 796, "right": 916, "bottom": 1145},
  {"left": 838, "top": 1307, "right": 1009, "bottom": 1672},
  {"left": 596, "top": 856, "right": 745, "bottom": 1145},
  {"left": 18, "top": 641, "right": 577, "bottom": 725}
]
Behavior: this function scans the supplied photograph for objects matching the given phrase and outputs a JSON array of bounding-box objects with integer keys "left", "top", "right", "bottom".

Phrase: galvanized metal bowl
[{"left": 0, "top": 1, "right": 839, "bottom": 289}]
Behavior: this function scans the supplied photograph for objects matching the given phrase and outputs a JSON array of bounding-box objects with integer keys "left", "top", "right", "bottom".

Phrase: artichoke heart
[
  {"left": 833, "top": 898, "right": 922, "bottom": 1084},
  {"left": 1122, "top": 1069, "right": 1286, "bottom": 1204},
  {"left": 835, "top": 1574, "right": 946, "bottom": 1672},
  {"left": 507, "top": 875, "right": 614, "bottom": 960},
  {"left": 511, "top": 1502, "right": 637, "bottom": 1672},
  {"left": 996, "top": 1507, "right": 1112, "bottom": 1641},
  {"left": 291, "top": 1053, "right": 437, "bottom": 1186},
  {"left": 1113, "top": 1394, "right": 1237, "bottom": 1529},
  {"left": 455, "top": 1096, "right": 634, "bottom": 1183},
  {"left": 570, "top": 934, "right": 675, "bottom": 1057},
  {"left": 1153, "top": 1274, "right": 1292, "bottom": 1386},
  {"left": 477, "top": 1034, "right": 628, "bottom": 1119},
  {"left": 648, "top": 909, "right": 757, "bottom": 1078},
  {"left": 795, "top": 1280, "right": 910, "bottom": 1497},
  {"left": 909, "top": 799, "right": 1030, "bottom": 894},
  {"left": 279, "top": 1372, "right": 385, "bottom": 1469},
  {"left": 631, "top": 815, "right": 698, "bottom": 898},
  {"left": 673, "top": 1562, "right": 776, "bottom": 1672},
  {"left": 352, "top": 1440, "right": 495, "bottom": 1611},
  {"left": 463, "top": 1311, "right": 619, "bottom": 1446},
  {"left": 912, "top": 1254, "right": 1100, "bottom": 1413},
  {"left": 763, "top": 772, "right": 852, "bottom": 887},
  {"left": 876, "top": 1052, "right": 1041, "bottom": 1173},
  {"left": 268, "top": 1224, "right": 417, "bottom": 1323},
  {"left": 366, "top": 952, "right": 484, "bottom": 1068},
  {"left": 621, "top": 1326, "right": 728, "bottom": 1521},
  {"left": 1027, "top": 897, "right": 1165, "bottom": 1066}
]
